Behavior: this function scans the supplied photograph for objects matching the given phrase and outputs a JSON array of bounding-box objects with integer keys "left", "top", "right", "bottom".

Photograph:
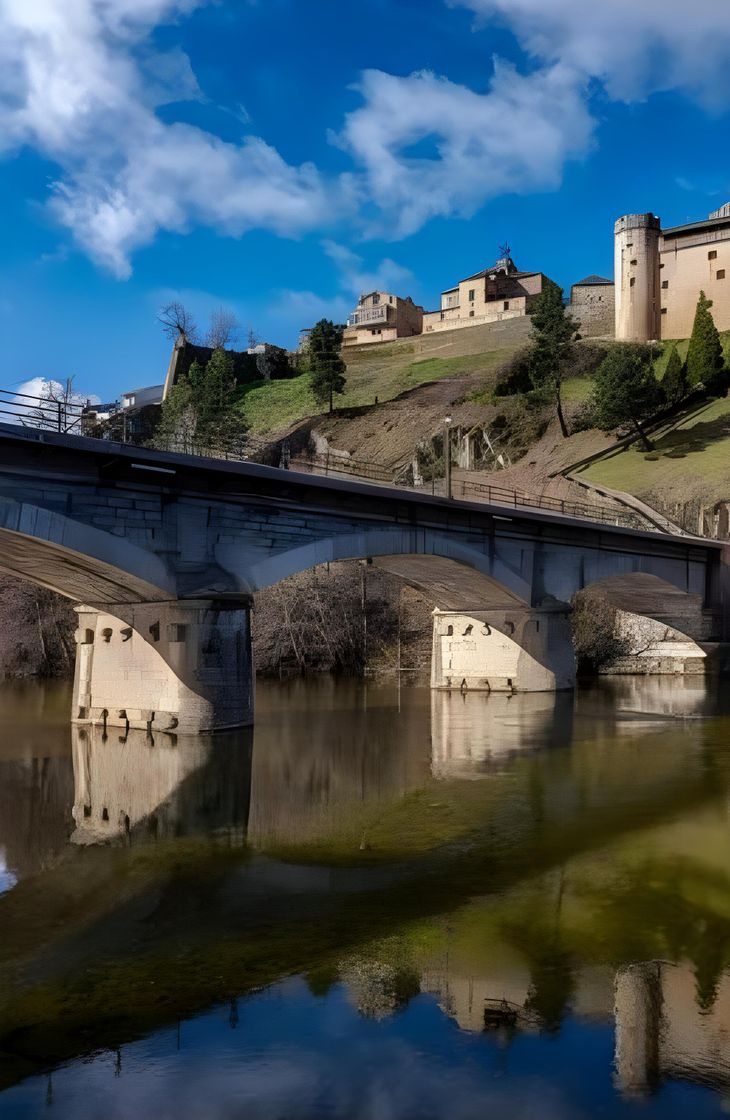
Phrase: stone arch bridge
[{"left": 0, "top": 425, "right": 725, "bottom": 732}]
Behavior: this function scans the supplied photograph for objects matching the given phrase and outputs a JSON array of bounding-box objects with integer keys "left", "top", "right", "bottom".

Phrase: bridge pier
[
  {"left": 431, "top": 607, "right": 575, "bottom": 692},
  {"left": 72, "top": 599, "right": 253, "bottom": 734}
]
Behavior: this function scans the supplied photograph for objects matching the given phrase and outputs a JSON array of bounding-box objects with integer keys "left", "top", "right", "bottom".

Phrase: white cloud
[
  {"left": 450, "top": 0, "right": 730, "bottom": 106},
  {"left": 6, "top": 377, "right": 100, "bottom": 427},
  {"left": 0, "top": 0, "right": 337, "bottom": 277},
  {"left": 337, "top": 62, "right": 594, "bottom": 236},
  {"left": 322, "top": 240, "right": 414, "bottom": 298}
]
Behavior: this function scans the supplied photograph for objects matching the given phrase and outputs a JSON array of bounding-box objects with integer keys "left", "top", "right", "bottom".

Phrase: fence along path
[{"left": 0, "top": 385, "right": 662, "bottom": 534}]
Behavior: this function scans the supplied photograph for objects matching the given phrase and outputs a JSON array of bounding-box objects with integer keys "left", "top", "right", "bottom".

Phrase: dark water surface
[{"left": 2, "top": 677, "right": 730, "bottom": 1118}]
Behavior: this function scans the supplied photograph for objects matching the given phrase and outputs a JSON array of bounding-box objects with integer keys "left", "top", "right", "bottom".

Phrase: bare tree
[
  {"left": 158, "top": 301, "right": 198, "bottom": 344},
  {"left": 21, "top": 377, "right": 82, "bottom": 432},
  {"left": 207, "top": 307, "right": 241, "bottom": 350}
]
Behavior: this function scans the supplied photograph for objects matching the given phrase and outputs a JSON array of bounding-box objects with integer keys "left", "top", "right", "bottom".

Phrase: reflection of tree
[
  {"left": 501, "top": 872, "right": 575, "bottom": 1033},
  {"left": 340, "top": 955, "right": 420, "bottom": 1020},
  {"left": 573, "top": 856, "right": 730, "bottom": 1014}
]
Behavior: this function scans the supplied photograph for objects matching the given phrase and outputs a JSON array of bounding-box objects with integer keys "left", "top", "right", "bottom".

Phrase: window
[
  {"left": 630, "top": 277, "right": 636, "bottom": 287},
  {"left": 503, "top": 301, "right": 510, "bottom": 310},
  {"left": 440, "top": 311, "right": 445, "bottom": 321},
  {"left": 468, "top": 288, "right": 475, "bottom": 301},
  {"left": 662, "top": 280, "right": 669, "bottom": 289},
  {"left": 630, "top": 259, "right": 638, "bottom": 266},
  {"left": 469, "top": 310, "right": 475, "bottom": 317},
  {"left": 709, "top": 250, "right": 718, "bottom": 260},
  {"left": 661, "top": 308, "right": 668, "bottom": 315},
  {"left": 718, "top": 270, "right": 726, "bottom": 280},
  {"left": 373, "top": 293, "right": 380, "bottom": 303}
]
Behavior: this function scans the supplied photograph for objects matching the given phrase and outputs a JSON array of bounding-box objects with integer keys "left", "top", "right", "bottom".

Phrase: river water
[{"left": 2, "top": 677, "right": 730, "bottom": 1118}]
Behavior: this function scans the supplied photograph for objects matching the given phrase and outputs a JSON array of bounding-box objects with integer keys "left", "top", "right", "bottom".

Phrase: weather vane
[{"left": 499, "top": 241, "right": 511, "bottom": 259}]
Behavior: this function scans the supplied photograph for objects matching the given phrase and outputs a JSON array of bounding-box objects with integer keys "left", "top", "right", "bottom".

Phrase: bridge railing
[
  {"left": 0, "top": 387, "right": 660, "bottom": 533},
  {"left": 0, "top": 387, "right": 85, "bottom": 433},
  {"left": 455, "top": 478, "right": 649, "bottom": 530}
]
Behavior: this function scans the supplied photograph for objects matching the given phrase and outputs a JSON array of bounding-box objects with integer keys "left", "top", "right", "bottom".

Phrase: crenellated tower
[{"left": 614, "top": 213, "right": 661, "bottom": 342}]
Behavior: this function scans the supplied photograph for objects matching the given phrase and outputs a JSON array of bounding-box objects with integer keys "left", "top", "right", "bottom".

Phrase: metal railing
[
  {"left": 455, "top": 478, "right": 649, "bottom": 530},
  {"left": 0, "top": 384, "right": 661, "bottom": 533},
  {"left": 0, "top": 387, "right": 85, "bottom": 432}
]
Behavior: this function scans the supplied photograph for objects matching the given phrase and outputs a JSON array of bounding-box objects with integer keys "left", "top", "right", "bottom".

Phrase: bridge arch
[
  {"left": 0, "top": 500, "right": 174, "bottom": 603},
  {"left": 222, "top": 528, "right": 532, "bottom": 610}
]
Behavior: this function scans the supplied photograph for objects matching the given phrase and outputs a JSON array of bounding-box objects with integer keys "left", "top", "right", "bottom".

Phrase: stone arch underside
[
  {"left": 234, "top": 530, "right": 532, "bottom": 611},
  {"left": 582, "top": 573, "right": 712, "bottom": 644},
  {"left": 0, "top": 502, "right": 174, "bottom": 603}
]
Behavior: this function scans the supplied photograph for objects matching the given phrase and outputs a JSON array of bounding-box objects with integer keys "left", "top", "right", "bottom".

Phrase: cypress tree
[
  {"left": 308, "top": 319, "right": 347, "bottom": 413},
  {"left": 528, "top": 280, "right": 579, "bottom": 438},
  {"left": 662, "top": 344, "right": 689, "bottom": 406},
  {"left": 686, "top": 291, "right": 726, "bottom": 394}
]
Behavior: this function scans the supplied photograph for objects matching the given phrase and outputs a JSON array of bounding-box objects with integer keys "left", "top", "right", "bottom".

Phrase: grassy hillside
[
  {"left": 580, "top": 329, "right": 730, "bottom": 510},
  {"left": 234, "top": 318, "right": 531, "bottom": 436}
]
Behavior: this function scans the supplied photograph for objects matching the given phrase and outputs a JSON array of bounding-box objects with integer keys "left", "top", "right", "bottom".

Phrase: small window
[
  {"left": 373, "top": 293, "right": 380, "bottom": 303},
  {"left": 630, "top": 277, "right": 636, "bottom": 287},
  {"left": 440, "top": 312, "right": 445, "bottom": 321},
  {"left": 468, "top": 288, "right": 475, "bottom": 301},
  {"left": 503, "top": 301, "right": 510, "bottom": 310},
  {"left": 709, "top": 250, "right": 718, "bottom": 260},
  {"left": 469, "top": 310, "right": 475, "bottom": 317},
  {"left": 661, "top": 307, "right": 668, "bottom": 315},
  {"left": 718, "top": 270, "right": 726, "bottom": 280},
  {"left": 630, "top": 259, "right": 638, "bottom": 266},
  {"left": 662, "top": 280, "right": 669, "bottom": 289}
]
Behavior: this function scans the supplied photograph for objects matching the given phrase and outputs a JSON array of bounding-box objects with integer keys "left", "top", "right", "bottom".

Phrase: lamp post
[{"left": 443, "top": 415, "right": 452, "bottom": 499}]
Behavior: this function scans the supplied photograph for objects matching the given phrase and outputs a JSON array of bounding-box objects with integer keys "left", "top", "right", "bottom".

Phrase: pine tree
[
  {"left": 154, "top": 351, "right": 246, "bottom": 454},
  {"left": 686, "top": 291, "right": 726, "bottom": 394},
  {"left": 308, "top": 319, "right": 346, "bottom": 413},
  {"left": 662, "top": 345, "right": 689, "bottom": 406},
  {"left": 591, "top": 343, "right": 665, "bottom": 451},
  {"left": 527, "top": 280, "right": 579, "bottom": 438},
  {"left": 155, "top": 368, "right": 198, "bottom": 452}
]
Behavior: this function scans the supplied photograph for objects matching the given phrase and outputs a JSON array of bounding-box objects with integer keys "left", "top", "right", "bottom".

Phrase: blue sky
[{"left": 1, "top": 0, "right": 730, "bottom": 401}]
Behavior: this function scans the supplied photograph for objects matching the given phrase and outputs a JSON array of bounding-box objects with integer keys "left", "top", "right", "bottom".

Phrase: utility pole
[{"left": 444, "top": 415, "right": 452, "bottom": 499}]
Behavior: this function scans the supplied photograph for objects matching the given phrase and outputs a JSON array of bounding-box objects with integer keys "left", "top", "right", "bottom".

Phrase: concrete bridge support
[
  {"left": 72, "top": 599, "right": 253, "bottom": 734},
  {"left": 431, "top": 607, "right": 575, "bottom": 693}
]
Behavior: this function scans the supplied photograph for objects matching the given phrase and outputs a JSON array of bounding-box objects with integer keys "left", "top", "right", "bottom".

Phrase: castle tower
[{"left": 614, "top": 214, "right": 661, "bottom": 342}]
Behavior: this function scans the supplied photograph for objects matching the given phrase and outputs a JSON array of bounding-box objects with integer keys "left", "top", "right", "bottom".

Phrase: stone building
[
  {"left": 342, "top": 290, "right": 424, "bottom": 347},
  {"left": 570, "top": 275, "right": 615, "bottom": 337},
  {"left": 615, "top": 203, "right": 730, "bottom": 342},
  {"left": 422, "top": 249, "right": 553, "bottom": 334}
]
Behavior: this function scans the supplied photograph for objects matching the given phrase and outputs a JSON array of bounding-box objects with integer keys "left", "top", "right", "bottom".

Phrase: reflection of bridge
[{"left": 0, "top": 424, "right": 726, "bottom": 730}]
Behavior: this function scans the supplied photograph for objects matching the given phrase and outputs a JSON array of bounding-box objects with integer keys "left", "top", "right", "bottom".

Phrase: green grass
[
  {"left": 233, "top": 374, "right": 317, "bottom": 435},
  {"left": 562, "top": 376, "right": 594, "bottom": 403},
  {"left": 579, "top": 329, "right": 730, "bottom": 501},
  {"left": 233, "top": 334, "right": 525, "bottom": 435},
  {"left": 581, "top": 394, "right": 730, "bottom": 499}
]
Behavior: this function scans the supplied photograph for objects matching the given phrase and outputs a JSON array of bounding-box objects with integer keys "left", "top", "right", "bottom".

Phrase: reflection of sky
[
  {"left": 1, "top": 977, "right": 726, "bottom": 1120},
  {"left": 0, "top": 847, "right": 16, "bottom": 896}
]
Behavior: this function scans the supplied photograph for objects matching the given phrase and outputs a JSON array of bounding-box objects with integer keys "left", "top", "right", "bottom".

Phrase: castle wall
[
  {"left": 571, "top": 284, "right": 615, "bottom": 337},
  {"left": 423, "top": 300, "right": 526, "bottom": 333},
  {"left": 660, "top": 233, "right": 730, "bottom": 339}
]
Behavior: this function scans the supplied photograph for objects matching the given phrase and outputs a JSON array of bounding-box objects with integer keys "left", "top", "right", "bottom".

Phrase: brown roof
[{"left": 460, "top": 268, "right": 541, "bottom": 284}]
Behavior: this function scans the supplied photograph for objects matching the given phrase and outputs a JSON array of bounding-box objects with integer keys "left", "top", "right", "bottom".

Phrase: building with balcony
[
  {"left": 342, "top": 291, "right": 424, "bottom": 347},
  {"left": 422, "top": 249, "right": 553, "bottom": 334}
]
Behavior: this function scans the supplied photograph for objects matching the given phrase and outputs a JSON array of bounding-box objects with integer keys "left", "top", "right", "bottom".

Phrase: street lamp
[{"left": 443, "top": 415, "right": 452, "bottom": 499}]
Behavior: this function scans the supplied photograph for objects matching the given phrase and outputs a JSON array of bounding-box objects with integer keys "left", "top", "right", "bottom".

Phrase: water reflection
[
  {"left": 430, "top": 690, "right": 574, "bottom": 778},
  {"left": 71, "top": 725, "right": 251, "bottom": 846},
  {"left": 3, "top": 676, "right": 730, "bottom": 1116}
]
